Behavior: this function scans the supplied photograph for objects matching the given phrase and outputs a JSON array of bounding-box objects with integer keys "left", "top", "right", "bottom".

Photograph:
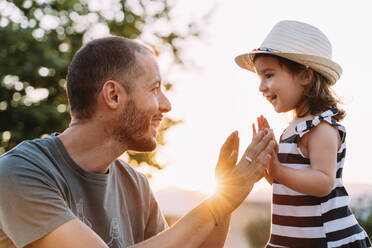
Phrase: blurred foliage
[
  {"left": 353, "top": 195, "right": 372, "bottom": 238},
  {"left": 0, "top": 0, "right": 200, "bottom": 169},
  {"left": 245, "top": 215, "right": 271, "bottom": 248}
]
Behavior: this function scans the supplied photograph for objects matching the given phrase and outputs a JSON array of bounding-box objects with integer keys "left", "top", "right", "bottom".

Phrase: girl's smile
[{"left": 254, "top": 55, "right": 305, "bottom": 113}]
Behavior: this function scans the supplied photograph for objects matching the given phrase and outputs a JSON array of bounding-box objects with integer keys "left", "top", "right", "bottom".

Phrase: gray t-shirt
[{"left": 0, "top": 135, "right": 167, "bottom": 248}]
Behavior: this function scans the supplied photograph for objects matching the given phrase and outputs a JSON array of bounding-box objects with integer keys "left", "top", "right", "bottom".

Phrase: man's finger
[
  {"left": 226, "top": 150, "right": 238, "bottom": 166},
  {"left": 252, "top": 141, "right": 275, "bottom": 169},
  {"left": 216, "top": 131, "right": 239, "bottom": 177},
  {"left": 245, "top": 130, "right": 273, "bottom": 160},
  {"left": 226, "top": 132, "right": 239, "bottom": 167},
  {"left": 250, "top": 130, "right": 264, "bottom": 148},
  {"left": 244, "top": 145, "right": 273, "bottom": 183},
  {"left": 218, "top": 131, "right": 236, "bottom": 160}
]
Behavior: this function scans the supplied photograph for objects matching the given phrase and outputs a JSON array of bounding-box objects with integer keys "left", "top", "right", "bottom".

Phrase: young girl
[{"left": 235, "top": 20, "right": 371, "bottom": 248}]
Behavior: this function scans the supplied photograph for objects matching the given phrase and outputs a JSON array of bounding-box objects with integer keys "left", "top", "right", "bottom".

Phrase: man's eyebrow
[{"left": 150, "top": 80, "right": 161, "bottom": 87}]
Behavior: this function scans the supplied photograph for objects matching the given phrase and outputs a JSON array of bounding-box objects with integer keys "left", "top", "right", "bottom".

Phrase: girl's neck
[
  {"left": 293, "top": 101, "right": 310, "bottom": 119},
  {"left": 281, "top": 111, "right": 314, "bottom": 140}
]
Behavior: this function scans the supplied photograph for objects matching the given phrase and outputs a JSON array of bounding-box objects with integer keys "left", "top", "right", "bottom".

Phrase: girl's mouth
[{"left": 265, "top": 95, "right": 277, "bottom": 103}]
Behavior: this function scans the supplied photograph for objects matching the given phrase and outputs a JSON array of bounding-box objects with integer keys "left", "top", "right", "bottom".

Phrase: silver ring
[{"left": 245, "top": 155, "right": 253, "bottom": 163}]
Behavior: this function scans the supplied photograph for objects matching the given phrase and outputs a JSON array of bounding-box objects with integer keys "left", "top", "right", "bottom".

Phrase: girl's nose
[{"left": 259, "top": 80, "right": 268, "bottom": 93}]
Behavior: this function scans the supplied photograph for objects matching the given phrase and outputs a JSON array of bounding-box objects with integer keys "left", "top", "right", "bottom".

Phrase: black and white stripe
[{"left": 267, "top": 109, "right": 371, "bottom": 248}]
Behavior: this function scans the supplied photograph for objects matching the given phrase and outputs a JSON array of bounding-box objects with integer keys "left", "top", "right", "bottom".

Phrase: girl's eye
[{"left": 265, "top": 74, "right": 273, "bottom": 79}]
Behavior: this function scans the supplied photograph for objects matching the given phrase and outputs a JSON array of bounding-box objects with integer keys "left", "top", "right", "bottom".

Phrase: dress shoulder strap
[{"left": 295, "top": 109, "right": 346, "bottom": 142}]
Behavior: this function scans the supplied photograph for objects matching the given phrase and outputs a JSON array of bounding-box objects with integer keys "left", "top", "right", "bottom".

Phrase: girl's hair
[{"left": 254, "top": 54, "right": 346, "bottom": 121}]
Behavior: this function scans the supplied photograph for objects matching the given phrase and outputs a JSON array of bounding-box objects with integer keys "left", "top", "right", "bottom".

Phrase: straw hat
[{"left": 235, "top": 20, "right": 342, "bottom": 85}]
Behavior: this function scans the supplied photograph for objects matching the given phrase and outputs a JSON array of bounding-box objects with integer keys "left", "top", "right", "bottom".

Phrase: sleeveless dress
[{"left": 267, "top": 109, "right": 371, "bottom": 248}]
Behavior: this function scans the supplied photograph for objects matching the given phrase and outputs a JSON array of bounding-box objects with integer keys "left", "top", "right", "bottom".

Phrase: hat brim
[{"left": 235, "top": 51, "right": 342, "bottom": 85}]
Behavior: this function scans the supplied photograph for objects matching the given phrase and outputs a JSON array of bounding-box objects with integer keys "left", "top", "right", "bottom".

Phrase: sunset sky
[{"left": 143, "top": 0, "right": 372, "bottom": 194}]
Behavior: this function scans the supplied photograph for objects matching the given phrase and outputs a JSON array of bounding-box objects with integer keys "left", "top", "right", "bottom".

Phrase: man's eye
[{"left": 152, "top": 86, "right": 160, "bottom": 92}]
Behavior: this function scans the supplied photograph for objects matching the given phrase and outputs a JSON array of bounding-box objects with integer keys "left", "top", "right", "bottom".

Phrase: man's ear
[{"left": 101, "top": 80, "right": 127, "bottom": 110}]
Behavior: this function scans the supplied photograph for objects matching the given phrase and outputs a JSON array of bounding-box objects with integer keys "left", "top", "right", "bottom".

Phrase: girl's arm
[{"left": 272, "top": 121, "right": 339, "bottom": 197}]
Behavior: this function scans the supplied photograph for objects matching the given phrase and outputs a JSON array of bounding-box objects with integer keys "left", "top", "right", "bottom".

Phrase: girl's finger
[
  {"left": 252, "top": 123, "right": 257, "bottom": 135},
  {"left": 260, "top": 116, "right": 264, "bottom": 130},
  {"left": 257, "top": 116, "right": 263, "bottom": 131},
  {"left": 263, "top": 116, "right": 270, "bottom": 129}
]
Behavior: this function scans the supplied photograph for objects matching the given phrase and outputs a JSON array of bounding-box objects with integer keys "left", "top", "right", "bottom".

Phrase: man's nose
[{"left": 159, "top": 91, "right": 172, "bottom": 113}]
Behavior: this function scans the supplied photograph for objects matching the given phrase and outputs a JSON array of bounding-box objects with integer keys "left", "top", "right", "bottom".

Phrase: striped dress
[{"left": 267, "top": 109, "right": 371, "bottom": 248}]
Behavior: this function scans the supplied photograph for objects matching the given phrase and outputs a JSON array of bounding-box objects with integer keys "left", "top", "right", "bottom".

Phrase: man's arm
[
  {"left": 197, "top": 215, "right": 231, "bottom": 248},
  {"left": 27, "top": 130, "right": 274, "bottom": 248},
  {"left": 26, "top": 219, "right": 108, "bottom": 248},
  {"left": 28, "top": 199, "right": 220, "bottom": 248}
]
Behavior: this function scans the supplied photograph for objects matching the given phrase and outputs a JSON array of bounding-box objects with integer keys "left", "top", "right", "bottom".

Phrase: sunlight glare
[{"left": 200, "top": 179, "right": 218, "bottom": 196}]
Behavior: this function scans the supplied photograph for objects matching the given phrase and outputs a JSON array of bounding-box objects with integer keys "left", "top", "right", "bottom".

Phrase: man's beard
[{"left": 113, "top": 99, "right": 157, "bottom": 152}]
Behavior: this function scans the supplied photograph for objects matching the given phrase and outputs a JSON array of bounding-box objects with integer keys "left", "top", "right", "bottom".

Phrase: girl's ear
[{"left": 300, "top": 68, "right": 314, "bottom": 86}]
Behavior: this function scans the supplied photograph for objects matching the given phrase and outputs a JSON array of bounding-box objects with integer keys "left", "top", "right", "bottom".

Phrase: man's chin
[{"left": 128, "top": 138, "right": 157, "bottom": 152}]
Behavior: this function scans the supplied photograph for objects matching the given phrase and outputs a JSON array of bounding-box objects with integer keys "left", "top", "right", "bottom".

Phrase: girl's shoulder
[
  {"left": 280, "top": 109, "right": 346, "bottom": 143},
  {"left": 296, "top": 109, "right": 346, "bottom": 154},
  {"left": 295, "top": 109, "right": 345, "bottom": 138}
]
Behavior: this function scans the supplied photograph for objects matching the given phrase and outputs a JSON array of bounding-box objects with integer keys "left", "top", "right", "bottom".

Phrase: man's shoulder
[
  {"left": 1, "top": 135, "right": 56, "bottom": 157},
  {"left": 113, "top": 159, "right": 150, "bottom": 189},
  {"left": 0, "top": 136, "right": 59, "bottom": 180},
  {"left": 114, "top": 159, "right": 148, "bottom": 179}
]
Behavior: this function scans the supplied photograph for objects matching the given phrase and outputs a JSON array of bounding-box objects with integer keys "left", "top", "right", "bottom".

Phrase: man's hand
[
  {"left": 215, "top": 131, "right": 239, "bottom": 184},
  {"left": 205, "top": 129, "right": 275, "bottom": 225}
]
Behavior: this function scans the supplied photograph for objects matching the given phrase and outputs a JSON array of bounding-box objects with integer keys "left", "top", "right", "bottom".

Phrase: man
[{"left": 0, "top": 36, "right": 274, "bottom": 248}]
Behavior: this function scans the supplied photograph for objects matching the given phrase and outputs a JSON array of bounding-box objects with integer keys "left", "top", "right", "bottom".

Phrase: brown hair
[
  {"left": 254, "top": 54, "right": 346, "bottom": 121},
  {"left": 66, "top": 36, "right": 148, "bottom": 119}
]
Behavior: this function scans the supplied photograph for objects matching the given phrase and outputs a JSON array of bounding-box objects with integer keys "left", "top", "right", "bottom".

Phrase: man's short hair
[{"left": 66, "top": 36, "right": 147, "bottom": 119}]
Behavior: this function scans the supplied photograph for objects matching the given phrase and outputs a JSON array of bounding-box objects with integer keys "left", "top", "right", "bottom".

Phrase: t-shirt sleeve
[
  {"left": 137, "top": 174, "right": 168, "bottom": 239},
  {"left": 144, "top": 189, "right": 168, "bottom": 239},
  {"left": 0, "top": 155, "right": 76, "bottom": 248}
]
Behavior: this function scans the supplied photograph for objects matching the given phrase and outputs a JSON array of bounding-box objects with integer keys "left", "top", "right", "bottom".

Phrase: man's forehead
[{"left": 133, "top": 52, "right": 161, "bottom": 85}]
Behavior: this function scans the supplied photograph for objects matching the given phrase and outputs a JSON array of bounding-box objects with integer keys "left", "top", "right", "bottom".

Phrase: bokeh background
[{"left": 1, "top": 0, "right": 371, "bottom": 247}]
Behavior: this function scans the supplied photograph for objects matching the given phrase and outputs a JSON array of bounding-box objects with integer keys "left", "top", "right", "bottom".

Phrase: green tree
[
  {"left": 245, "top": 214, "right": 271, "bottom": 248},
  {"left": 0, "top": 0, "right": 199, "bottom": 169},
  {"left": 353, "top": 195, "right": 372, "bottom": 238}
]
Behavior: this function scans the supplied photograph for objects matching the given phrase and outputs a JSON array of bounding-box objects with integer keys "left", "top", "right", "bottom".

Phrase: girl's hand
[
  {"left": 258, "top": 115, "right": 280, "bottom": 155},
  {"left": 253, "top": 115, "right": 280, "bottom": 184}
]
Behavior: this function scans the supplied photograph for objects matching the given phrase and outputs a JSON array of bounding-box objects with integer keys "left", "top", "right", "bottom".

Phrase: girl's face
[{"left": 254, "top": 56, "right": 305, "bottom": 113}]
